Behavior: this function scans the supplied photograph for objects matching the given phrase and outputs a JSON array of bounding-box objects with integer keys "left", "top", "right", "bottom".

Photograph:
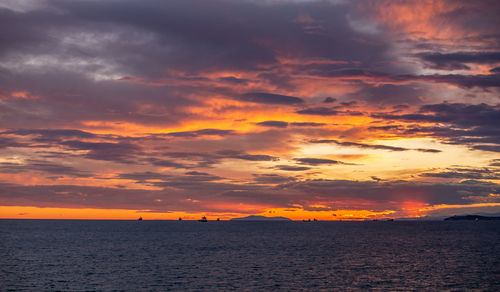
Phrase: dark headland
[
  {"left": 444, "top": 215, "right": 500, "bottom": 221},
  {"left": 230, "top": 215, "right": 292, "bottom": 221}
]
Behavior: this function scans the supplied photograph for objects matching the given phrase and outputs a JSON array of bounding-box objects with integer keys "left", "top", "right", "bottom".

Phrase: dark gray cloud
[
  {"left": 117, "top": 171, "right": 222, "bottom": 184},
  {"left": 303, "top": 66, "right": 500, "bottom": 89},
  {"left": 60, "top": 140, "right": 142, "bottom": 163},
  {"left": 148, "top": 158, "right": 192, "bottom": 169},
  {"left": 117, "top": 171, "right": 172, "bottom": 182},
  {"left": 368, "top": 125, "right": 403, "bottom": 131},
  {"left": 417, "top": 52, "right": 500, "bottom": 70},
  {"left": 0, "top": 136, "right": 26, "bottom": 149},
  {"left": 419, "top": 103, "right": 500, "bottom": 127},
  {"left": 340, "top": 101, "right": 357, "bottom": 107},
  {"left": 323, "top": 97, "right": 336, "bottom": 103},
  {"left": 374, "top": 102, "right": 500, "bottom": 152},
  {"left": 239, "top": 92, "right": 304, "bottom": 105},
  {"left": 4, "top": 129, "right": 97, "bottom": 141},
  {"left": 393, "top": 105, "right": 409, "bottom": 110},
  {"left": 275, "top": 165, "right": 311, "bottom": 171},
  {"left": 185, "top": 171, "right": 211, "bottom": 176},
  {"left": 415, "top": 148, "right": 442, "bottom": 153},
  {"left": 0, "top": 129, "right": 141, "bottom": 153},
  {"left": 309, "top": 139, "right": 441, "bottom": 153},
  {"left": 154, "top": 149, "right": 280, "bottom": 169},
  {"left": 414, "top": 73, "right": 500, "bottom": 88},
  {"left": 217, "top": 76, "right": 250, "bottom": 85},
  {"left": 0, "top": 8, "right": 52, "bottom": 57},
  {"left": 296, "top": 107, "right": 339, "bottom": 116},
  {"left": 321, "top": 139, "right": 406, "bottom": 151},
  {"left": 160, "top": 152, "right": 218, "bottom": 168},
  {"left": 421, "top": 167, "right": 499, "bottom": 180},
  {"left": 296, "top": 107, "right": 363, "bottom": 116},
  {"left": 256, "top": 121, "right": 289, "bottom": 128},
  {"left": 290, "top": 122, "right": 326, "bottom": 127},
  {"left": 489, "top": 159, "right": 500, "bottom": 167},
  {"left": 252, "top": 173, "right": 296, "bottom": 185},
  {"left": 0, "top": 160, "right": 91, "bottom": 177},
  {"left": 162, "top": 129, "right": 236, "bottom": 138},
  {"left": 305, "top": 68, "right": 389, "bottom": 79},
  {"left": 294, "top": 158, "right": 344, "bottom": 166},
  {"left": 348, "top": 84, "right": 427, "bottom": 105},
  {"left": 215, "top": 150, "right": 279, "bottom": 162},
  {"left": 472, "top": 145, "right": 500, "bottom": 153}
]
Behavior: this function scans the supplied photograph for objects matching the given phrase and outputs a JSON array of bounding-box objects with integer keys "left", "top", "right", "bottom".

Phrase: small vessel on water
[
  {"left": 178, "top": 217, "right": 182, "bottom": 221},
  {"left": 217, "top": 218, "right": 220, "bottom": 221},
  {"left": 138, "top": 217, "right": 143, "bottom": 221},
  {"left": 198, "top": 216, "right": 208, "bottom": 222}
]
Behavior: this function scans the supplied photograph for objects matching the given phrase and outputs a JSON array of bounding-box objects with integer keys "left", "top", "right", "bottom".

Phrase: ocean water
[{"left": 1, "top": 220, "right": 499, "bottom": 291}]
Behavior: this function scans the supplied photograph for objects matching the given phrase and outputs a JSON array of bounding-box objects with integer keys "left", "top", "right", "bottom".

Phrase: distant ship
[
  {"left": 178, "top": 217, "right": 182, "bottom": 221},
  {"left": 138, "top": 217, "right": 143, "bottom": 221},
  {"left": 198, "top": 216, "right": 208, "bottom": 222}
]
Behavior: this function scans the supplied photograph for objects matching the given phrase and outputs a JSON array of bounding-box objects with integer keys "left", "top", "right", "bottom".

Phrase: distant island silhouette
[
  {"left": 230, "top": 215, "right": 292, "bottom": 221},
  {"left": 444, "top": 215, "right": 500, "bottom": 221}
]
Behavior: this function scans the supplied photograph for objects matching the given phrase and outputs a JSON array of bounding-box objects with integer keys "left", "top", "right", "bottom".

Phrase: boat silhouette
[
  {"left": 198, "top": 216, "right": 208, "bottom": 222},
  {"left": 138, "top": 217, "right": 143, "bottom": 221}
]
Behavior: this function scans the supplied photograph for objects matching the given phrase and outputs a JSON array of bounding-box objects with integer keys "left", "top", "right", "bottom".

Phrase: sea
[{"left": 1, "top": 220, "right": 499, "bottom": 291}]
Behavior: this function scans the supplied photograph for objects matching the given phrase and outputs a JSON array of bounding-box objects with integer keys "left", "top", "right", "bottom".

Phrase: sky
[{"left": 0, "top": 0, "right": 499, "bottom": 220}]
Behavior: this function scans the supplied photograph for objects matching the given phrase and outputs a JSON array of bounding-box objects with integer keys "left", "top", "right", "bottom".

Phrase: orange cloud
[{"left": 360, "top": 0, "right": 467, "bottom": 43}]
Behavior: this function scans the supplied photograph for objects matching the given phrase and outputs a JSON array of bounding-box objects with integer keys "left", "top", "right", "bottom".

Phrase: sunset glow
[{"left": 1, "top": 0, "right": 499, "bottom": 220}]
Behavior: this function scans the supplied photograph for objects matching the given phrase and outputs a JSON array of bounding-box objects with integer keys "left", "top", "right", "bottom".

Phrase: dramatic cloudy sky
[{"left": 1, "top": 0, "right": 499, "bottom": 219}]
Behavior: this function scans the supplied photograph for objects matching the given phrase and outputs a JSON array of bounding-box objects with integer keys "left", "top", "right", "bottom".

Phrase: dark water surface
[{"left": 1, "top": 220, "right": 499, "bottom": 291}]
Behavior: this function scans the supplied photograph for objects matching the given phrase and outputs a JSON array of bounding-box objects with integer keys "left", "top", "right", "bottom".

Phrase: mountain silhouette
[{"left": 230, "top": 215, "right": 292, "bottom": 221}]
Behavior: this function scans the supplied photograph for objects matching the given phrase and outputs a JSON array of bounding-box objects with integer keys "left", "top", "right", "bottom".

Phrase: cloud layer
[{"left": 1, "top": 0, "right": 499, "bottom": 219}]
